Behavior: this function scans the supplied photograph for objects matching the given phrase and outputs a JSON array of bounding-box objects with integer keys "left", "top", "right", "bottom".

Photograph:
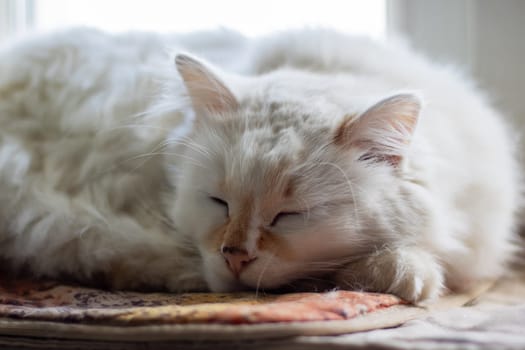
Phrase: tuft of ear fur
[
  {"left": 175, "top": 54, "right": 239, "bottom": 115},
  {"left": 334, "top": 93, "right": 421, "bottom": 167}
]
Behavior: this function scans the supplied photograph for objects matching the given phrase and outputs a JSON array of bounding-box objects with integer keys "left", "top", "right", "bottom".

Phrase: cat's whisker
[
  {"left": 163, "top": 137, "right": 212, "bottom": 160},
  {"left": 296, "top": 197, "right": 311, "bottom": 223},
  {"left": 80, "top": 137, "right": 168, "bottom": 181},
  {"left": 137, "top": 104, "right": 180, "bottom": 118},
  {"left": 85, "top": 150, "right": 205, "bottom": 184},
  {"left": 302, "top": 261, "right": 342, "bottom": 268},
  {"left": 254, "top": 254, "right": 275, "bottom": 299},
  {"left": 125, "top": 152, "right": 205, "bottom": 168},
  {"left": 128, "top": 195, "right": 177, "bottom": 230},
  {"left": 94, "top": 123, "right": 174, "bottom": 136},
  {"left": 165, "top": 141, "right": 210, "bottom": 161}
]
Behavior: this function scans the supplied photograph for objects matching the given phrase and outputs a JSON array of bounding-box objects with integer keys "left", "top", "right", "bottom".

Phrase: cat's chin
[
  {"left": 204, "top": 273, "right": 237, "bottom": 293},
  {"left": 206, "top": 270, "right": 274, "bottom": 292},
  {"left": 203, "top": 266, "right": 248, "bottom": 292},
  {"left": 204, "top": 267, "right": 286, "bottom": 292},
  {"left": 202, "top": 254, "right": 285, "bottom": 292}
]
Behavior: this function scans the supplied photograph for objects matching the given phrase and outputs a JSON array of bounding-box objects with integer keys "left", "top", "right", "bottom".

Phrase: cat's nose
[{"left": 221, "top": 246, "right": 256, "bottom": 277}]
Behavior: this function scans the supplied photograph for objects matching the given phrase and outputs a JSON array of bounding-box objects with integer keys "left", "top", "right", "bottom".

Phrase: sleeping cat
[{"left": 0, "top": 28, "right": 520, "bottom": 302}]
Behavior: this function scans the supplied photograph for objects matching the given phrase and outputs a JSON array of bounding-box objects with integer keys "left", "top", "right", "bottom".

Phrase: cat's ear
[
  {"left": 334, "top": 93, "right": 421, "bottom": 167},
  {"left": 175, "top": 54, "right": 239, "bottom": 115}
]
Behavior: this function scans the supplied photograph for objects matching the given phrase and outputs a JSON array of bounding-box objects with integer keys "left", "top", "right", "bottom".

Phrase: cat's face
[{"left": 169, "top": 55, "right": 421, "bottom": 292}]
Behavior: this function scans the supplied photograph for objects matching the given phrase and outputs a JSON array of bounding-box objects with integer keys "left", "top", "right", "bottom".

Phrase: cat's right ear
[
  {"left": 333, "top": 93, "right": 421, "bottom": 167},
  {"left": 175, "top": 54, "right": 239, "bottom": 116}
]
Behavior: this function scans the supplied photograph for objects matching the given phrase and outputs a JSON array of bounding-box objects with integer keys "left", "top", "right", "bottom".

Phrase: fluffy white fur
[{"left": 0, "top": 28, "right": 520, "bottom": 302}]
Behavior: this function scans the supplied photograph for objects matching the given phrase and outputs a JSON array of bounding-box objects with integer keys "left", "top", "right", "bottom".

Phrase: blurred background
[{"left": 0, "top": 0, "right": 523, "bottom": 131}]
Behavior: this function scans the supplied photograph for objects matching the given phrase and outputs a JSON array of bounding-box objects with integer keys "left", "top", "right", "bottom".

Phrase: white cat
[{"left": 0, "top": 28, "right": 520, "bottom": 302}]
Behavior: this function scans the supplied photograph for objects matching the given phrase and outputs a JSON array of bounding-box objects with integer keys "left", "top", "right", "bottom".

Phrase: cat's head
[{"left": 168, "top": 54, "right": 422, "bottom": 292}]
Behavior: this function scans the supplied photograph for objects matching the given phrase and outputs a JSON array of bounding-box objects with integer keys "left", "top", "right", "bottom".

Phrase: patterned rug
[
  {"left": 0, "top": 278, "right": 403, "bottom": 325},
  {"left": 0, "top": 276, "right": 492, "bottom": 347}
]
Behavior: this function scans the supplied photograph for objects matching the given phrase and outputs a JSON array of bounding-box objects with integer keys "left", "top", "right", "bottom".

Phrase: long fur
[{"left": 0, "top": 28, "right": 520, "bottom": 301}]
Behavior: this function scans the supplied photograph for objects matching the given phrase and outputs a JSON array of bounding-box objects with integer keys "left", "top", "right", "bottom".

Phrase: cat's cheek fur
[{"left": 333, "top": 246, "right": 444, "bottom": 302}]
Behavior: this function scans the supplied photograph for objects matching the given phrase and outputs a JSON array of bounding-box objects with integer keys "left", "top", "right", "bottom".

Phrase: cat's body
[{"left": 0, "top": 28, "right": 520, "bottom": 301}]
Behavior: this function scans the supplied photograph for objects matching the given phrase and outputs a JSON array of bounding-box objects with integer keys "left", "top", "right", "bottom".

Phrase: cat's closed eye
[
  {"left": 209, "top": 196, "right": 229, "bottom": 216},
  {"left": 270, "top": 211, "right": 302, "bottom": 227}
]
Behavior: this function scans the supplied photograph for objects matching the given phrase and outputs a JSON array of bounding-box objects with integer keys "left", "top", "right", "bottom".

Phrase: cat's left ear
[
  {"left": 334, "top": 93, "right": 421, "bottom": 167},
  {"left": 175, "top": 54, "right": 239, "bottom": 115}
]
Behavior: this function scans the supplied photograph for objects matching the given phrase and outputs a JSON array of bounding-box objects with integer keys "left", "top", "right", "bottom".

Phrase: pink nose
[{"left": 221, "top": 246, "right": 256, "bottom": 277}]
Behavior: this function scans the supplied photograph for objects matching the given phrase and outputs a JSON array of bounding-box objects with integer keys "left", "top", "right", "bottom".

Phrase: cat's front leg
[
  {"left": 107, "top": 252, "right": 208, "bottom": 293},
  {"left": 334, "top": 246, "right": 444, "bottom": 303}
]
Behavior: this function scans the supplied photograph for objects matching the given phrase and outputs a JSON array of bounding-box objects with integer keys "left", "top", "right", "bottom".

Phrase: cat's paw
[
  {"left": 334, "top": 247, "right": 444, "bottom": 303},
  {"left": 384, "top": 249, "right": 444, "bottom": 302}
]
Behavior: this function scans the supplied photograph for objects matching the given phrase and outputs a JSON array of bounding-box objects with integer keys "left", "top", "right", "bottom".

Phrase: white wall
[
  {"left": 0, "top": 0, "right": 34, "bottom": 41},
  {"left": 388, "top": 0, "right": 525, "bottom": 127},
  {"left": 33, "top": 0, "right": 386, "bottom": 38}
]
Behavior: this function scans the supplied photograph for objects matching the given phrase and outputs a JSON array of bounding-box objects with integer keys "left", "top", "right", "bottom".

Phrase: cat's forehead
[
  {"left": 191, "top": 94, "right": 342, "bottom": 197},
  {"left": 240, "top": 99, "right": 332, "bottom": 134},
  {"left": 227, "top": 121, "right": 302, "bottom": 183},
  {"left": 202, "top": 103, "right": 314, "bottom": 194},
  {"left": 233, "top": 101, "right": 331, "bottom": 159}
]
